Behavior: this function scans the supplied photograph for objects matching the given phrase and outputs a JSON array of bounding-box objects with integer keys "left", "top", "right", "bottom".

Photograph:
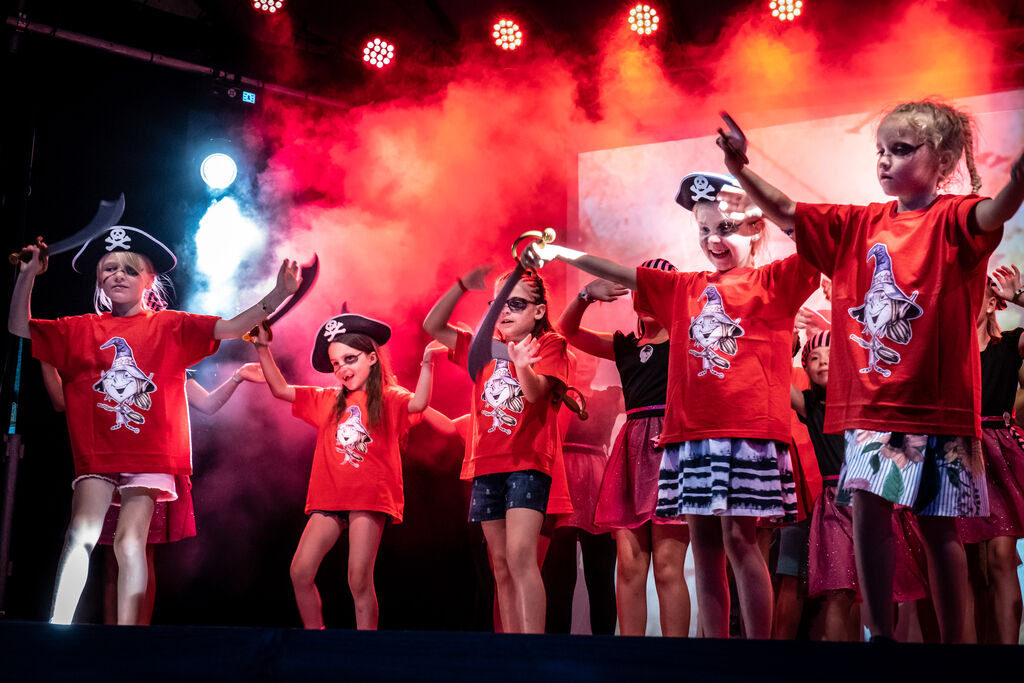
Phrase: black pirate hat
[
  {"left": 311, "top": 314, "right": 392, "bottom": 373},
  {"left": 72, "top": 225, "right": 177, "bottom": 274}
]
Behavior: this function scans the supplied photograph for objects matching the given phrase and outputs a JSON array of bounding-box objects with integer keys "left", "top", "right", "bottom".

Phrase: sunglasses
[{"left": 486, "top": 296, "right": 537, "bottom": 312}]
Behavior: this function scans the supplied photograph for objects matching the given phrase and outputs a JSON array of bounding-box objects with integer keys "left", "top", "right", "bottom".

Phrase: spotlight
[
  {"left": 200, "top": 153, "right": 238, "bottom": 191},
  {"left": 363, "top": 38, "right": 395, "bottom": 69},
  {"left": 251, "top": 0, "right": 284, "bottom": 14},
  {"left": 627, "top": 4, "right": 659, "bottom": 36},
  {"left": 769, "top": 0, "right": 802, "bottom": 21},
  {"left": 493, "top": 19, "right": 523, "bottom": 51}
]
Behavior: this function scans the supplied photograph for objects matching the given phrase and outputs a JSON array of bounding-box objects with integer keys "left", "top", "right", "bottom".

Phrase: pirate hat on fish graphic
[
  {"left": 696, "top": 286, "right": 743, "bottom": 330},
  {"left": 338, "top": 406, "right": 372, "bottom": 442},
  {"left": 312, "top": 313, "right": 392, "bottom": 373},
  {"left": 849, "top": 244, "right": 923, "bottom": 328},
  {"left": 93, "top": 337, "right": 156, "bottom": 393},
  {"left": 72, "top": 225, "right": 177, "bottom": 274}
]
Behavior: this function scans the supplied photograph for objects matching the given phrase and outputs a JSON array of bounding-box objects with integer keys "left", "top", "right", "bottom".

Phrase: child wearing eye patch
[
  {"left": 718, "top": 100, "right": 1024, "bottom": 643},
  {"left": 9, "top": 226, "right": 300, "bottom": 626},
  {"left": 523, "top": 174, "right": 820, "bottom": 640},
  {"left": 251, "top": 314, "right": 447, "bottom": 630},
  {"left": 424, "top": 265, "right": 573, "bottom": 634}
]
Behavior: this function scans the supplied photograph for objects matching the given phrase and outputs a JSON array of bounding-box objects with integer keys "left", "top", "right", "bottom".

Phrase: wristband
[
  {"left": 456, "top": 278, "right": 469, "bottom": 293},
  {"left": 231, "top": 373, "right": 243, "bottom": 384},
  {"left": 577, "top": 287, "right": 592, "bottom": 303},
  {"left": 1014, "top": 286, "right": 1024, "bottom": 302}
]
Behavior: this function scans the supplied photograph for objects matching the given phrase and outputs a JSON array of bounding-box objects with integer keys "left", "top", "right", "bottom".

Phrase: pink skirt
[
  {"left": 957, "top": 425, "right": 1024, "bottom": 543},
  {"left": 808, "top": 484, "right": 928, "bottom": 602},
  {"left": 556, "top": 443, "right": 611, "bottom": 534},
  {"left": 98, "top": 474, "right": 197, "bottom": 545},
  {"left": 594, "top": 412, "right": 682, "bottom": 529}
]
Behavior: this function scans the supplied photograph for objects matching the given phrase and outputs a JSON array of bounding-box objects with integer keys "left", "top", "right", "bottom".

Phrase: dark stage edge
[{"left": 1, "top": 620, "right": 1021, "bottom": 682}]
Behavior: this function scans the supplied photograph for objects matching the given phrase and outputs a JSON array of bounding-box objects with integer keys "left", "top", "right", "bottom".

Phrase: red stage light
[
  {"left": 363, "top": 38, "right": 395, "bottom": 69},
  {"left": 769, "top": 0, "right": 803, "bottom": 22},
  {"left": 627, "top": 4, "right": 660, "bottom": 36},
  {"left": 493, "top": 19, "right": 523, "bottom": 51},
  {"left": 251, "top": 0, "right": 284, "bottom": 14}
]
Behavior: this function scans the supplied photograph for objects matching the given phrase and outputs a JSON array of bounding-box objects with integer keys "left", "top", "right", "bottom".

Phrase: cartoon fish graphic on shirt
[
  {"left": 481, "top": 360, "right": 525, "bottom": 434},
  {"left": 93, "top": 337, "right": 156, "bottom": 434},
  {"left": 335, "top": 405, "right": 372, "bottom": 468},
  {"left": 848, "top": 243, "right": 923, "bottom": 377},
  {"left": 689, "top": 286, "right": 744, "bottom": 379}
]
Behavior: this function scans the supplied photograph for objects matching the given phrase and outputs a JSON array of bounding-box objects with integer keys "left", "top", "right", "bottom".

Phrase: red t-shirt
[
  {"left": 794, "top": 195, "right": 1001, "bottom": 437},
  {"left": 30, "top": 310, "right": 220, "bottom": 476},
  {"left": 635, "top": 254, "right": 819, "bottom": 445},
  {"left": 291, "top": 385, "right": 419, "bottom": 522},
  {"left": 450, "top": 328, "right": 572, "bottom": 480}
]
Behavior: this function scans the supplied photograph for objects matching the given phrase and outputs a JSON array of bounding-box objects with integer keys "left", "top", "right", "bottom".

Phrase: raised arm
[
  {"left": 253, "top": 325, "right": 296, "bottom": 403},
  {"left": 213, "top": 259, "right": 300, "bottom": 340},
  {"left": 990, "top": 265, "right": 1024, "bottom": 357},
  {"left": 186, "top": 363, "right": 265, "bottom": 415},
  {"left": 423, "top": 264, "right": 491, "bottom": 350},
  {"left": 557, "top": 279, "right": 628, "bottom": 361},
  {"left": 522, "top": 245, "right": 636, "bottom": 290},
  {"left": 972, "top": 152, "right": 1024, "bottom": 233},
  {"left": 408, "top": 341, "right": 448, "bottom": 414},
  {"left": 717, "top": 129, "right": 797, "bottom": 237},
  {"left": 8, "top": 240, "right": 48, "bottom": 339},
  {"left": 791, "top": 384, "right": 807, "bottom": 418}
]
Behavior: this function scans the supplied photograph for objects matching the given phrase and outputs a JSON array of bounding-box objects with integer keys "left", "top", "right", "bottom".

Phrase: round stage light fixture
[
  {"left": 628, "top": 4, "right": 659, "bottom": 36},
  {"left": 252, "top": 0, "right": 284, "bottom": 14},
  {"left": 493, "top": 19, "right": 523, "bottom": 51},
  {"left": 363, "top": 38, "right": 395, "bottom": 69},
  {"left": 769, "top": 0, "right": 802, "bottom": 21},
  {"left": 200, "top": 153, "right": 238, "bottom": 190}
]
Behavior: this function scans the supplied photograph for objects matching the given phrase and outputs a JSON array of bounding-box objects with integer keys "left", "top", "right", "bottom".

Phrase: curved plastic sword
[{"left": 9, "top": 193, "right": 125, "bottom": 264}]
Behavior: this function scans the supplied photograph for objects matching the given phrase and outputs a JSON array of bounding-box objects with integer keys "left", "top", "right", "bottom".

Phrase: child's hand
[
  {"left": 991, "top": 264, "right": 1022, "bottom": 301},
  {"left": 235, "top": 362, "right": 266, "bottom": 383},
  {"left": 794, "top": 306, "right": 830, "bottom": 334},
  {"left": 508, "top": 334, "right": 541, "bottom": 369},
  {"left": 585, "top": 278, "right": 629, "bottom": 302},
  {"left": 716, "top": 114, "right": 749, "bottom": 175},
  {"left": 423, "top": 340, "right": 448, "bottom": 363},
  {"left": 16, "top": 238, "right": 48, "bottom": 277},
  {"left": 460, "top": 264, "right": 492, "bottom": 291},
  {"left": 276, "top": 259, "right": 301, "bottom": 296},
  {"left": 255, "top": 321, "right": 273, "bottom": 346}
]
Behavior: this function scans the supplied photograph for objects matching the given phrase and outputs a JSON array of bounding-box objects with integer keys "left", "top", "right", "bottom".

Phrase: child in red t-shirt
[
  {"left": 254, "top": 314, "right": 444, "bottom": 630},
  {"left": 718, "top": 100, "right": 1024, "bottom": 642},
  {"left": 424, "top": 266, "right": 572, "bottom": 634},
  {"left": 525, "top": 174, "right": 819, "bottom": 639},
  {"left": 9, "top": 227, "right": 300, "bottom": 626}
]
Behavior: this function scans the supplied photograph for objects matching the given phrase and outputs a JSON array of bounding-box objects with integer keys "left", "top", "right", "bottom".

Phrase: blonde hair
[
  {"left": 695, "top": 188, "right": 770, "bottom": 264},
  {"left": 883, "top": 100, "right": 981, "bottom": 193},
  {"left": 93, "top": 251, "right": 173, "bottom": 313}
]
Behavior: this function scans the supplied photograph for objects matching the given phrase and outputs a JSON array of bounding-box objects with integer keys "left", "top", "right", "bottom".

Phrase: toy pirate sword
[
  {"left": 8, "top": 193, "right": 126, "bottom": 266},
  {"left": 244, "top": 253, "right": 320, "bottom": 342}
]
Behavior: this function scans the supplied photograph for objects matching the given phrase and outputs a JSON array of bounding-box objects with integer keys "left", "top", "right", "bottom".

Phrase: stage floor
[{"left": 1, "top": 620, "right": 1021, "bottom": 681}]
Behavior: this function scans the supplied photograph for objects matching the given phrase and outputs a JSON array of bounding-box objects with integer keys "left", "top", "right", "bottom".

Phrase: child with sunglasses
[
  {"left": 253, "top": 314, "right": 446, "bottom": 630},
  {"left": 424, "top": 266, "right": 572, "bottom": 634}
]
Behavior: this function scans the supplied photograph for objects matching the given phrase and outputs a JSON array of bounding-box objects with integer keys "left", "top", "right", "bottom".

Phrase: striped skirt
[{"left": 655, "top": 438, "right": 797, "bottom": 523}]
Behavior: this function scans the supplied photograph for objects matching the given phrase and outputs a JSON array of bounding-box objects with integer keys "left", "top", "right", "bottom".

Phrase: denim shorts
[{"left": 469, "top": 469, "right": 552, "bottom": 522}]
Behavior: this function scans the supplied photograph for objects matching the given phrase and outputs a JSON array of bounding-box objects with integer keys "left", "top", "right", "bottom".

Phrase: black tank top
[
  {"left": 798, "top": 388, "right": 845, "bottom": 478},
  {"left": 980, "top": 328, "right": 1024, "bottom": 417},
  {"left": 612, "top": 331, "right": 669, "bottom": 411}
]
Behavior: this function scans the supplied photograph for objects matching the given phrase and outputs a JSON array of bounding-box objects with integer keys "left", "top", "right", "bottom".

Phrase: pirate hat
[
  {"left": 93, "top": 337, "right": 156, "bottom": 392},
  {"left": 72, "top": 225, "right": 177, "bottom": 274},
  {"left": 675, "top": 173, "right": 744, "bottom": 211},
  {"left": 311, "top": 314, "right": 392, "bottom": 373},
  {"left": 849, "top": 244, "right": 923, "bottom": 323},
  {"left": 801, "top": 330, "right": 831, "bottom": 368}
]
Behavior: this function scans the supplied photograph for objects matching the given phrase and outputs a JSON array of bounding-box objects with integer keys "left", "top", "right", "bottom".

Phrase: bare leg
[
  {"left": 347, "top": 511, "right": 386, "bottom": 630},
  {"left": 651, "top": 524, "right": 690, "bottom": 637},
  {"left": 113, "top": 487, "right": 158, "bottom": 625},
  {"left": 851, "top": 490, "right": 894, "bottom": 639},
  {"left": 722, "top": 517, "right": 773, "bottom": 639},
  {"left": 821, "top": 590, "right": 859, "bottom": 641},
  {"left": 614, "top": 525, "right": 652, "bottom": 636},
  {"left": 772, "top": 575, "right": 802, "bottom": 639},
  {"left": 140, "top": 546, "right": 156, "bottom": 625},
  {"left": 482, "top": 520, "right": 518, "bottom": 633},
  {"left": 51, "top": 478, "right": 115, "bottom": 624},
  {"left": 986, "top": 536, "right": 1023, "bottom": 644},
  {"left": 504, "top": 507, "right": 546, "bottom": 633},
  {"left": 917, "top": 515, "right": 971, "bottom": 643},
  {"left": 102, "top": 546, "right": 118, "bottom": 625},
  {"left": 687, "top": 514, "right": 729, "bottom": 638},
  {"left": 290, "top": 513, "right": 345, "bottom": 629}
]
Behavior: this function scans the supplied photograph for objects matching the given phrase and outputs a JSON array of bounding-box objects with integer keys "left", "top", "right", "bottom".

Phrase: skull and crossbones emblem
[
  {"left": 323, "top": 319, "right": 346, "bottom": 342},
  {"left": 105, "top": 228, "right": 131, "bottom": 252},
  {"left": 690, "top": 175, "right": 716, "bottom": 203}
]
